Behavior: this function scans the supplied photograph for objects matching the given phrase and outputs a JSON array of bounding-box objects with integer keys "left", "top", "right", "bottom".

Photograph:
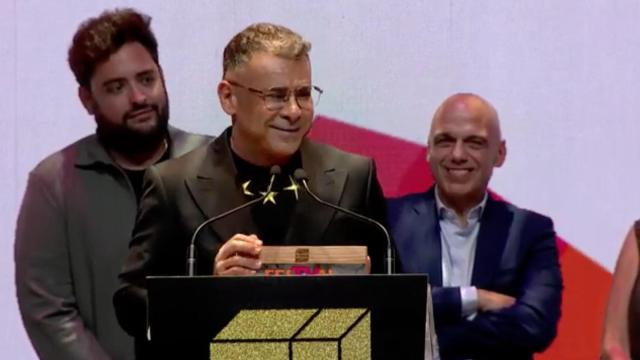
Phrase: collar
[
  {"left": 228, "top": 129, "right": 303, "bottom": 181},
  {"left": 74, "top": 126, "right": 185, "bottom": 168},
  {"left": 435, "top": 186, "right": 488, "bottom": 224}
]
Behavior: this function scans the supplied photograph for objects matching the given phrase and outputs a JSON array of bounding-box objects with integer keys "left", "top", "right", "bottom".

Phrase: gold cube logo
[{"left": 210, "top": 308, "right": 371, "bottom": 359}]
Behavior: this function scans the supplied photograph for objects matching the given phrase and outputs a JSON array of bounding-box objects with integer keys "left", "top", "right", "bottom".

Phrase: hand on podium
[{"left": 213, "top": 234, "right": 263, "bottom": 275}]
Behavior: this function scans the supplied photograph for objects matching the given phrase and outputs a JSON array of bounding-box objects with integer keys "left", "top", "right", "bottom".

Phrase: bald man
[{"left": 388, "top": 93, "right": 562, "bottom": 360}]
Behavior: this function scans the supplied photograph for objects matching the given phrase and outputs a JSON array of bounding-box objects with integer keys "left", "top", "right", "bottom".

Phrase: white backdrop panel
[{"left": 3, "top": 1, "right": 639, "bottom": 357}]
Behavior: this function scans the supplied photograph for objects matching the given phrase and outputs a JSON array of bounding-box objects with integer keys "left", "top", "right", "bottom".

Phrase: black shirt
[
  {"left": 230, "top": 148, "right": 303, "bottom": 244},
  {"left": 124, "top": 143, "right": 171, "bottom": 202}
]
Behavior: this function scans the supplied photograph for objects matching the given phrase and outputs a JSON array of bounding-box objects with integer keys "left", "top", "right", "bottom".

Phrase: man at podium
[{"left": 114, "top": 22, "right": 388, "bottom": 355}]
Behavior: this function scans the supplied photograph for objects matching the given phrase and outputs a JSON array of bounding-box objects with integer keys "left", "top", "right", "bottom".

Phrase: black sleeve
[
  {"left": 114, "top": 166, "right": 180, "bottom": 338},
  {"left": 364, "top": 159, "right": 392, "bottom": 274}
]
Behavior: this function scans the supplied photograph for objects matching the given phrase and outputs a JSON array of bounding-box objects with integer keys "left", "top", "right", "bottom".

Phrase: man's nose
[
  {"left": 280, "top": 95, "right": 302, "bottom": 121},
  {"left": 129, "top": 84, "right": 148, "bottom": 105},
  {"left": 451, "top": 141, "right": 467, "bottom": 161}
]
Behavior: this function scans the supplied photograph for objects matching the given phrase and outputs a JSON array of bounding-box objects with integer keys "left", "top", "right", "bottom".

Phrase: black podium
[{"left": 147, "top": 274, "right": 431, "bottom": 359}]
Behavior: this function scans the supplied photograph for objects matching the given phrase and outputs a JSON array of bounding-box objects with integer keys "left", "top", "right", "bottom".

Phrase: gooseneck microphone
[
  {"left": 293, "top": 169, "right": 394, "bottom": 275},
  {"left": 186, "top": 165, "right": 281, "bottom": 276}
]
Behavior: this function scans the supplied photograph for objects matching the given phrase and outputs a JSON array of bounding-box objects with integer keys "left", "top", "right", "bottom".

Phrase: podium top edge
[{"left": 147, "top": 274, "right": 430, "bottom": 281}]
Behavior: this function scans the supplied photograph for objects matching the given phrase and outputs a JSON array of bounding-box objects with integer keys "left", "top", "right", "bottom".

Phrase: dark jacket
[
  {"left": 114, "top": 128, "right": 388, "bottom": 357},
  {"left": 15, "top": 127, "right": 211, "bottom": 360},
  {"left": 388, "top": 188, "right": 563, "bottom": 360}
]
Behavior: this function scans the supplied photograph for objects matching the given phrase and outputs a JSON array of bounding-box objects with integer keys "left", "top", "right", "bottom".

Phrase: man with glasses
[{"left": 114, "top": 23, "right": 388, "bottom": 354}]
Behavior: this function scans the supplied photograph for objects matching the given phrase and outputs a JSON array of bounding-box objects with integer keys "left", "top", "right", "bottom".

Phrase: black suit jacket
[
  {"left": 114, "top": 129, "right": 388, "bottom": 344},
  {"left": 388, "top": 188, "right": 563, "bottom": 360}
]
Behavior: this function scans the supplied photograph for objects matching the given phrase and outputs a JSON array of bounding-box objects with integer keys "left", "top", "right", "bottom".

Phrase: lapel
[
  {"left": 184, "top": 132, "right": 259, "bottom": 242},
  {"left": 471, "top": 196, "right": 512, "bottom": 287},
  {"left": 284, "top": 140, "right": 347, "bottom": 245},
  {"left": 406, "top": 188, "right": 443, "bottom": 285}
]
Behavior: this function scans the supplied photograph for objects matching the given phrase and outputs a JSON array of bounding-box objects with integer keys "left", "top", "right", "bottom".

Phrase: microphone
[
  {"left": 293, "top": 169, "right": 394, "bottom": 275},
  {"left": 186, "top": 165, "right": 281, "bottom": 276}
]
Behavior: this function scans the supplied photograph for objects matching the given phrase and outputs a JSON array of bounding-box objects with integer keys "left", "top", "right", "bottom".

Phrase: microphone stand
[
  {"left": 294, "top": 169, "right": 394, "bottom": 275},
  {"left": 186, "top": 165, "right": 281, "bottom": 276}
]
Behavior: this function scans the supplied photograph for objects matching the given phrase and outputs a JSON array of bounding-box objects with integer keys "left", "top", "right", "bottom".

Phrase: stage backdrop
[{"left": 2, "top": 1, "right": 637, "bottom": 358}]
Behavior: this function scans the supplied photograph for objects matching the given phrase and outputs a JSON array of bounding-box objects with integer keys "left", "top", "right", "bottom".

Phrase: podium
[{"left": 147, "top": 275, "right": 435, "bottom": 359}]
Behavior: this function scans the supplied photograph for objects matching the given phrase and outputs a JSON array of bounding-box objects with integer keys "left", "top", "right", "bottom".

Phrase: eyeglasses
[{"left": 226, "top": 80, "right": 323, "bottom": 111}]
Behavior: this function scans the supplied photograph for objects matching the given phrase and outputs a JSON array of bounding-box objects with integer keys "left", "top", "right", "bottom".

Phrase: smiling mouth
[
  {"left": 446, "top": 168, "right": 473, "bottom": 176},
  {"left": 270, "top": 125, "right": 300, "bottom": 133}
]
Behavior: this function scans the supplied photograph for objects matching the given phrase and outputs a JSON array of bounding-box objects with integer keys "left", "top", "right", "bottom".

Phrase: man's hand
[
  {"left": 214, "top": 234, "right": 263, "bottom": 275},
  {"left": 477, "top": 289, "right": 516, "bottom": 312}
]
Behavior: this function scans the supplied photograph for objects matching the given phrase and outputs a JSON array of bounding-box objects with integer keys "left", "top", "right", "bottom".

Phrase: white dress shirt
[{"left": 435, "top": 188, "right": 488, "bottom": 318}]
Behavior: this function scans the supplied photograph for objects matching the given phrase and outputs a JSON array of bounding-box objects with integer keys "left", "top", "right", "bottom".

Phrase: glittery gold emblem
[{"left": 210, "top": 308, "right": 371, "bottom": 359}]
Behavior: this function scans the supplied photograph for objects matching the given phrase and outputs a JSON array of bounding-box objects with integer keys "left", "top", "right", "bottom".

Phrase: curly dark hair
[{"left": 68, "top": 8, "right": 159, "bottom": 88}]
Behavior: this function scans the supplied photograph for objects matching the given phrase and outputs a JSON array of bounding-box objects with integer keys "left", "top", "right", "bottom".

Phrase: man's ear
[
  {"left": 78, "top": 86, "right": 96, "bottom": 115},
  {"left": 217, "top": 80, "right": 237, "bottom": 116},
  {"left": 494, "top": 140, "right": 507, "bottom": 167}
]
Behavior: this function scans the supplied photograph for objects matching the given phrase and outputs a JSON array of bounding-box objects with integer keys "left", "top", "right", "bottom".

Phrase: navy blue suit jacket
[{"left": 388, "top": 188, "right": 562, "bottom": 360}]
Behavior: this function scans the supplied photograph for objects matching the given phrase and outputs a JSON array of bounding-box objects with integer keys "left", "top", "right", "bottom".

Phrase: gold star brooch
[
  {"left": 241, "top": 181, "right": 254, "bottom": 196},
  {"left": 260, "top": 191, "right": 278, "bottom": 205},
  {"left": 283, "top": 176, "right": 300, "bottom": 200}
]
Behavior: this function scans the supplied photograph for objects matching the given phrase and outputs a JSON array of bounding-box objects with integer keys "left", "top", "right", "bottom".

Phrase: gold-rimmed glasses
[{"left": 226, "top": 80, "right": 323, "bottom": 111}]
